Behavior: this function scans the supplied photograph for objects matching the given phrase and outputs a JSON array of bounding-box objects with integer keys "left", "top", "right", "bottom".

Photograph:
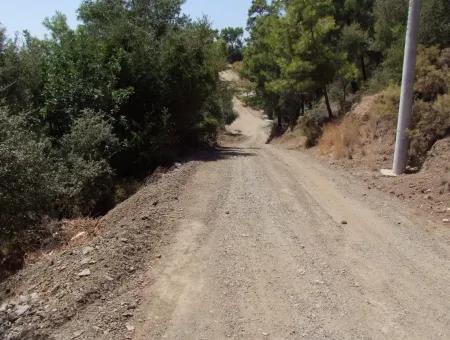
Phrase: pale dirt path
[{"left": 133, "top": 92, "right": 450, "bottom": 338}]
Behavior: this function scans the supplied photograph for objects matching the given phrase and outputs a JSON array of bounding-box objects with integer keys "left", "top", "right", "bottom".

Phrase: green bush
[
  {"left": 0, "top": 0, "right": 232, "bottom": 268},
  {"left": 57, "top": 110, "right": 120, "bottom": 215},
  {"left": 372, "top": 46, "right": 450, "bottom": 167},
  {"left": 299, "top": 110, "right": 326, "bottom": 147},
  {"left": 0, "top": 109, "right": 56, "bottom": 239},
  {"left": 409, "top": 94, "right": 450, "bottom": 166}
]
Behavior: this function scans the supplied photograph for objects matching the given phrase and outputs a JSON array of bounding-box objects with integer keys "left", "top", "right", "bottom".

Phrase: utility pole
[{"left": 391, "top": 0, "right": 421, "bottom": 175}]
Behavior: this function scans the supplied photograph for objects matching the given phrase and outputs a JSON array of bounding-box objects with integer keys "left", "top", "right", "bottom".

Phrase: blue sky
[{"left": 0, "top": 0, "right": 252, "bottom": 37}]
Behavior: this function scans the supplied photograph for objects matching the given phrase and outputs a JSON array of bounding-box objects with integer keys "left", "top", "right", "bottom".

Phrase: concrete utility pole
[{"left": 391, "top": 0, "right": 421, "bottom": 175}]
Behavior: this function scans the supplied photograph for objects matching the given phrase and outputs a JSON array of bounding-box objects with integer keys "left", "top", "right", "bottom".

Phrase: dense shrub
[
  {"left": 57, "top": 110, "right": 120, "bottom": 215},
  {"left": 0, "top": 109, "right": 56, "bottom": 238},
  {"left": 299, "top": 110, "right": 326, "bottom": 147},
  {"left": 371, "top": 47, "right": 450, "bottom": 166},
  {"left": 0, "top": 0, "right": 231, "bottom": 258},
  {"left": 409, "top": 94, "right": 450, "bottom": 166}
]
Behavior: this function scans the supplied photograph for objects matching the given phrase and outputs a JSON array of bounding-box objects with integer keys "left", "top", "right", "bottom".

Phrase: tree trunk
[
  {"left": 277, "top": 112, "right": 282, "bottom": 129},
  {"left": 301, "top": 94, "right": 305, "bottom": 115},
  {"left": 342, "top": 81, "right": 348, "bottom": 103},
  {"left": 360, "top": 54, "right": 367, "bottom": 81},
  {"left": 323, "top": 86, "right": 333, "bottom": 119}
]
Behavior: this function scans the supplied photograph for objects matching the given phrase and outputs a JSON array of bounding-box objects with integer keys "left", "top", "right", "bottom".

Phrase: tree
[
  {"left": 243, "top": 4, "right": 283, "bottom": 123},
  {"left": 0, "top": 0, "right": 232, "bottom": 258},
  {"left": 419, "top": 0, "right": 450, "bottom": 47},
  {"left": 340, "top": 23, "right": 369, "bottom": 80},
  {"left": 282, "top": 0, "right": 350, "bottom": 119},
  {"left": 220, "top": 27, "right": 244, "bottom": 63}
]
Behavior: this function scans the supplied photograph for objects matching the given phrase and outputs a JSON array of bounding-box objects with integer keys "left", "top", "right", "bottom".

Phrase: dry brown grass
[
  {"left": 317, "top": 95, "right": 383, "bottom": 160},
  {"left": 318, "top": 116, "right": 362, "bottom": 159}
]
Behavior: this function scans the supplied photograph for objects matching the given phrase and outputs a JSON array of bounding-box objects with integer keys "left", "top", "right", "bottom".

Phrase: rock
[
  {"left": 443, "top": 219, "right": 450, "bottom": 223},
  {"left": 15, "top": 304, "right": 30, "bottom": 316},
  {"left": 126, "top": 324, "right": 135, "bottom": 332},
  {"left": 341, "top": 220, "right": 348, "bottom": 225},
  {"left": 0, "top": 303, "right": 7, "bottom": 312},
  {"left": 120, "top": 238, "right": 128, "bottom": 243},
  {"left": 104, "top": 275, "right": 114, "bottom": 282},
  {"left": 82, "top": 246, "right": 94, "bottom": 255},
  {"left": 18, "top": 295, "right": 29, "bottom": 304},
  {"left": 152, "top": 201, "right": 159, "bottom": 206},
  {"left": 80, "top": 257, "right": 91, "bottom": 266},
  {"left": 73, "top": 330, "right": 84, "bottom": 338},
  {"left": 262, "top": 332, "right": 269, "bottom": 336},
  {"left": 225, "top": 211, "right": 230, "bottom": 215},
  {"left": 71, "top": 232, "right": 87, "bottom": 242},
  {"left": 30, "top": 293, "right": 39, "bottom": 303},
  {"left": 77, "top": 269, "right": 91, "bottom": 277},
  {"left": 156, "top": 254, "right": 162, "bottom": 259}
]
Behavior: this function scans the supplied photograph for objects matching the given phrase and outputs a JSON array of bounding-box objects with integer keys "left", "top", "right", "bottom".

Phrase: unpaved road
[{"left": 131, "top": 96, "right": 450, "bottom": 339}]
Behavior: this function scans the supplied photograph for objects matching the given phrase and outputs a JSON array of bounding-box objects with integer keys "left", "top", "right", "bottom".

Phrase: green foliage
[
  {"left": 299, "top": 110, "right": 326, "bottom": 147},
  {"left": 57, "top": 110, "right": 119, "bottom": 215},
  {"left": 0, "top": 109, "right": 56, "bottom": 239},
  {"left": 415, "top": 46, "right": 448, "bottom": 102},
  {"left": 419, "top": 0, "right": 450, "bottom": 47},
  {"left": 373, "top": 0, "right": 450, "bottom": 85},
  {"left": 0, "top": 1, "right": 231, "bottom": 250},
  {"left": 373, "top": 47, "right": 450, "bottom": 166},
  {"left": 409, "top": 94, "right": 450, "bottom": 166},
  {"left": 244, "top": 0, "right": 359, "bottom": 127},
  {"left": 243, "top": 0, "right": 449, "bottom": 143},
  {"left": 220, "top": 27, "right": 244, "bottom": 63}
]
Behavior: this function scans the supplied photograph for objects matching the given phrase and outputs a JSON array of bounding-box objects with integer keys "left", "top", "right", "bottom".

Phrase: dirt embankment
[{"left": 0, "top": 162, "right": 198, "bottom": 340}]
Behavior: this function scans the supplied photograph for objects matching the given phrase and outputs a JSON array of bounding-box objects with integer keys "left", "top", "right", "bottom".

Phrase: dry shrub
[
  {"left": 372, "top": 85, "right": 400, "bottom": 122},
  {"left": 318, "top": 116, "right": 361, "bottom": 159}
]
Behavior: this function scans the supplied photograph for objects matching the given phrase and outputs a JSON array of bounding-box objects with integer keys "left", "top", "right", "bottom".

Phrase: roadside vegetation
[
  {"left": 242, "top": 0, "right": 450, "bottom": 162},
  {"left": 0, "top": 0, "right": 235, "bottom": 276}
]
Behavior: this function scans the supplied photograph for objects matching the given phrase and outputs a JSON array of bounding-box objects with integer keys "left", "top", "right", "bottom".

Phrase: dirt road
[{"left": 132, "top": 96, "right": 450, "bottom": 339}]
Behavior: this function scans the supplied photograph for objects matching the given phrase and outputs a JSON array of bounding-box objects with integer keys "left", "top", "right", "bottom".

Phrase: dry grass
[
  {"left": 318, "top": 116, "right": 362, "bottom": 159},
  {"left": 317, "top": 95, "right": 385, "bottom": 160}
]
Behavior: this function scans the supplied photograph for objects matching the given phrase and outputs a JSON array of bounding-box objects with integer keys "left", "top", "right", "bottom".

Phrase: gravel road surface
[{"left": 132, "top": 96, "right": 450, "bottom": 339}]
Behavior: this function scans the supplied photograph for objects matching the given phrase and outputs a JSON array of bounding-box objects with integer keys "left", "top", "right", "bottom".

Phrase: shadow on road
[{"left": 186, "top": 146, "right": 258, "bottom": 163}]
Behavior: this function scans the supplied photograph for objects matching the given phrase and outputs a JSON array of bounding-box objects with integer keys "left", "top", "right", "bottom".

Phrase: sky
[{"left": 0, "top": 0, "right": 252, "bottom": 38}]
